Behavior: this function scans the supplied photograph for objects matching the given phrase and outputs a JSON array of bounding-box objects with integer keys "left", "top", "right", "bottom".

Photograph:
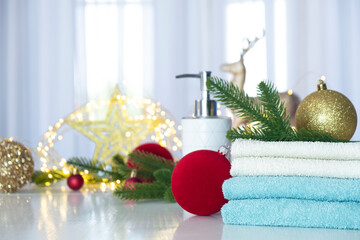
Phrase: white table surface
[{"left": 1, "top": 183, "right": 360, "bottom": 240}]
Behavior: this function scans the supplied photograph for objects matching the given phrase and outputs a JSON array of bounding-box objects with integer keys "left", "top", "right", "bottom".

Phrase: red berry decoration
[
  {"left": 67, "top": 174, "right": 84, "bottom": 191},
  {"left": 171, "top": 150, "right": 231, "bottom": 216},
  {"left": 126, "top": 143, "right": 174, "bottom": 169},
  {"left": 124, "top": 177, "right": 141, "bottom": 190}
]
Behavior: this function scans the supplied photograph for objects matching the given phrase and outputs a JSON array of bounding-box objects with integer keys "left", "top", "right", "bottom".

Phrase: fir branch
[
  {"left": 207, "top": 77, "right": 277, "bottom": 131},
  {"left": 257, "top": 81, "right": 294, "bottom": 135},
  {"left": 128, "top": 151, "right": 174, "bottom": 173},
  {"left": 208, "top": 76, "right": 347, "bottom": 142},
  {"left": 31, "top": 170, "right": 66, "bottom": 186},
  {"left": 116, "top": 164, "right": 132, "bottom": 177},
  {"left": 112, "top": 154, "right": 126, "bottom": 166},
  {"left": 114, "top": 182, "right": 168, "bottom": 201},
  {"left": 226, "top": 126, "right": 283, "bottom": 141},
  {"left": 67, "top": 157, "right": 125, "bottom": 180},
  {"left": 116, "top": 164, "right": 155, "bottom": 182},
  {"left": 164, "top": 186, "right": 176, "bottom": 203},
  {"left": 153, "top": 169, "right": 172, "bottom": 184},
  {"left": 295, "top": 128, "right": 349, "bottom": 142}
]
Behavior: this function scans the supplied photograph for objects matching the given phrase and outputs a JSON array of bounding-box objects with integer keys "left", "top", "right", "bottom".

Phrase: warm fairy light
[
  {"left": 320, "top": 75, "right": 326, "bottom": 81},
  {"left": 36, "top": 86, "right": 182, "bottom": 176},
  {"left": 45, "top": 182, "right": 51, "bottom": 186},
  {"left": 288, "top": 89, "right": 293, "bottom": 95},
  {"left": 48, "top": 174, "right": 53, "bottom": 179},
  {"left": 116, "top": 180, "right": 121, "bottom": 184}
]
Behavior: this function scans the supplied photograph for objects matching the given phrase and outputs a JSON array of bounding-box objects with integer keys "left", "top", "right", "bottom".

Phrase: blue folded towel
[
  {"left": 222, "top": 199, "right": 360, "bottom": 230},
  {"left": 223, "top": 176, "right": 360, "bottom": 202}
]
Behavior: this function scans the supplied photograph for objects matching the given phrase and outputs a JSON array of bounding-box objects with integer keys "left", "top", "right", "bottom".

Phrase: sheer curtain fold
[
  {"left": 0, "top": 0, "right": 76, "bottom": 158},
  {"left": 285, "top": 0, "right": 360, "bottom": 139},
  {"left": 153, "top": 0, "right": 226, "bottom": 120},
  {"left": 1, "top": 0, "right": 360, "bottom": 164}
]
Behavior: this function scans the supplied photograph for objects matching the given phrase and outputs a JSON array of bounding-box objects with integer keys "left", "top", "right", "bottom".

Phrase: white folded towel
[
  {"left": 230, "top": 157, "right": 360, "bottom": 178},
  {"left": 231, "top": 139, "right": 360, "bottom": 160}
]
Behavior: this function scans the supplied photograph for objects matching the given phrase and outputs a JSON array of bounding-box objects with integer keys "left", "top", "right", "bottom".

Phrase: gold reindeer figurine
[{"left": 221, "top": 33, "right": 300, "bottom": 127}]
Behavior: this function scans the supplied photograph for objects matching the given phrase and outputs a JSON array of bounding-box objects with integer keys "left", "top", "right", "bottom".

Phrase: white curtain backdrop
[
  {"left": 1, "top": 0, "right": 360, "bottom": 166},
  {"left": 0, "top": 0, "right": 78, "bottom": 166},
  {"left": 283, "top": 0, "right": 360, "bottom": 138}
]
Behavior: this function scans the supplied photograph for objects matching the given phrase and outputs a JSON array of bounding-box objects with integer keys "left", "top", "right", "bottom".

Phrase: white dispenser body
[{"left": 181, "top": 117, "right": 231, "bottom": 157}]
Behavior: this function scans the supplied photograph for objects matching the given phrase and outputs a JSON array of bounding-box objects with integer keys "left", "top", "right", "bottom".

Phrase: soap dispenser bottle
[{"left": 176, "top": 71, "right": 231, "bottom": 157}]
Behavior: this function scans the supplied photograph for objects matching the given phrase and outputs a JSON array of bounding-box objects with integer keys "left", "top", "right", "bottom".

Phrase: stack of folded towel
[{"left": 221, "top": 139, "right": 360, "bottom": 230}]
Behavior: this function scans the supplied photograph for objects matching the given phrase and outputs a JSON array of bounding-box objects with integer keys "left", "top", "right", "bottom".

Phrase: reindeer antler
[
  {"left": 240, "top": 30, "right": 265, "bottom": 60},
  {"left": 222, "top": 30, "right": 265, "bottom": 91}
]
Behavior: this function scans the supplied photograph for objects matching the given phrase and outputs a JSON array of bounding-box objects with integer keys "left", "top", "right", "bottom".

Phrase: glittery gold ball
[
  {"left": 0, "top": 140, "right": 34, "bottom": 193},
  {"left": 295, "top": 89, "right": 357, "bottom": 140}
]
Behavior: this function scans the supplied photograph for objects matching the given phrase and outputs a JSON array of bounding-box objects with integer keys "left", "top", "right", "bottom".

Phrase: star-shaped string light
[
  {"left": 67, "top": 87, "right": 165, "bottom": 164},
  {"left": 36, "top": 86, "right": 182, "bottom": 173}
]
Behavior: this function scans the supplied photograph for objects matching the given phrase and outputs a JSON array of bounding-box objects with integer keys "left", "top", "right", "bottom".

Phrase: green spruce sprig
[
  {"left": 114, "top": 168, "right": 175, "bottom": 202},
  {"left": 207, "top": 77, "right": 348, "bottom": 142},
  {"left": 128, "top": 151, "right": 175, "bottom": 172},
  {"left": 114, "top": 182, "right": 169, "bottom": 201},
  {"left": 31, "top": 169, "right": 67, "bottom": 186},
  {"left": 67, "top": 157, "right": 126, "bottom": 181},
  {"left": 32, "top": 150, "right": 177, "bottom": 202}
]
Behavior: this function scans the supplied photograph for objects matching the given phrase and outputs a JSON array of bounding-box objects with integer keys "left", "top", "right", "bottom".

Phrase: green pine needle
[
  {"left": 114, "top": 182, "right": 168, "bottom": 201},
  {"left": 153, "top": 169, "right": 172, "bottom": 184},
  {"left": 257, "top": 81, "right": 294, "bottom": 135},
  {"left": 67, "top": 157, "right": 125, "bottom": 181},
  {"left": 128, "top": 151, "right": 174, "bottom": 173},
  {"left": 207, "top": 77, "right": 276, "bottom": 131},
  {"left": 294, "top": 128, "right": 348, "bottom": 142},
  {"left": 31, "top": 170, "right": 66, "bottom": 186},
  {"left": 112, "top": 154, "right": 126, "bottom": 166},
  {"left": 207, "top": 77, "right": 349, "bottom": 142},
  {"left": 164, "top": 186, "right": 176, "bottom": 203}
]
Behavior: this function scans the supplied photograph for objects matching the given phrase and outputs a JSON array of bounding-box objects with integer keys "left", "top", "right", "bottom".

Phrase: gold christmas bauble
[
  {"left": 0, "top": 139, "right": 34, "bottom": 193},
  {"left": 295, "top": 78, "right": 357, "bottom": 140}
]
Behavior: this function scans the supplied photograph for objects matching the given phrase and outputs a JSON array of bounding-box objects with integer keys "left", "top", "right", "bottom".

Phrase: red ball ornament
[
  {"left": 171, "top": 150, "right": 231, "bottom": 216},
  {"left": 126, "top": 143, "right": 174, "bottom": 169},
  {"left": 67, "top": 174, "right": 84, "bottom": 191},
  {"left": 124, "top": 177, "right": 141, "bottom": 190}
]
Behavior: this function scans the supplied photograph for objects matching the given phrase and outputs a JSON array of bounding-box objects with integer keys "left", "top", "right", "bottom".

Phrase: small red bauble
[
  {"left": 124, "top": 177, "right": 141, "bottom": 190},
  {"left": 126, "top": 143, "right": 174, "bottom": 169},
  {"left": 67, "top": 174, "right": 84, "bottom": 191},
  {"left": 171, "top": 150, "right": 231, "bottom": 216}
]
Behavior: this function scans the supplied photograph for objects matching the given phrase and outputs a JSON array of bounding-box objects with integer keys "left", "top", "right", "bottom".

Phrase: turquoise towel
[
  {"left": 223, "top": 176, "right": 360, "bottom": 202},
  {"left": 222, "top": 199, "right": 360, "bottom": 230}
]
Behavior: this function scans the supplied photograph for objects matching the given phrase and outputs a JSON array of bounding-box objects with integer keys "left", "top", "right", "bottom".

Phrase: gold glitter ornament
[
  {"left": 295, "top": 77, "right": 357, "bottom": 140},
  {"left": 0, "top": 139, "right": 34, "bottom": 193}
]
